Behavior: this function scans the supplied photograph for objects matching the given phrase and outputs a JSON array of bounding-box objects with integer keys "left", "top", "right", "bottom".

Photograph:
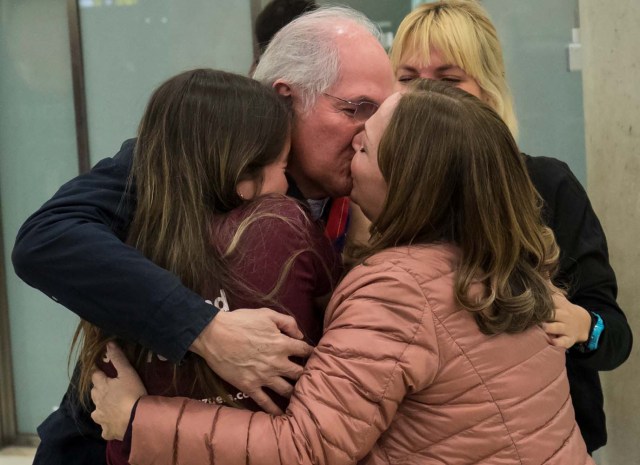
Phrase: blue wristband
[{"left": 587, "top": 312, "right": 604, "bottom": 352}]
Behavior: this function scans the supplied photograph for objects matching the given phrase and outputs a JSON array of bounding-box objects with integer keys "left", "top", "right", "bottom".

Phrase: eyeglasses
[{"left": 322, "top": 93, "right": 379, "bottom": 122}]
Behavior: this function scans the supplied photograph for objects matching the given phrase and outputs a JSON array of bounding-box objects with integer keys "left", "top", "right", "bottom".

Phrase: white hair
[{"left": 253, "top": 6, "right": 382, "bottom": 112}]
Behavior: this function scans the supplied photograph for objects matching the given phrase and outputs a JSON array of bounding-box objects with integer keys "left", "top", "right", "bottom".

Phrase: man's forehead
[{"left": 332, "top": 40, "right": 394, "bottom": 103}]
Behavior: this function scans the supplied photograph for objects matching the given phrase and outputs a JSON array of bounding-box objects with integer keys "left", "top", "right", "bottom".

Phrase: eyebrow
[
  {"left": 344, "top": 95, "right": 380, "bottom": 105},
  {"left": 398, "top": 64, "right": 419, "bottom": 73},
  {"left": 398, "top": 64, "right": 464, "bottom": 73}
]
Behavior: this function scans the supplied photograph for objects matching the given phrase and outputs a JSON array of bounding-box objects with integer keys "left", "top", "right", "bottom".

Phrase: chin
[
  {"left": 361, "top": 208, "right": 377, "bottom": 223},
  {"left": 331, "top": 179, "right": 353, "bottom": 198}
]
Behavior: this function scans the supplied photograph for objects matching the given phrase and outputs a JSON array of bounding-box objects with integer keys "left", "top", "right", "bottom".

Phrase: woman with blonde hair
[
  {"left": 384, "top": 1, "right": 631, "bottom": 453},
  {"left": 91, "top": 81, "right": 594, "bottom": 465},
  {"left": 71, "top": 68, "right": 341, "bottom": 465}
]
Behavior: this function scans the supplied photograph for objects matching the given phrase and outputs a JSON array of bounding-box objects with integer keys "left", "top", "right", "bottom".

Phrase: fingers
[
  {"left": 90, "top": 385, "right": 99, "bottom": 406},
  {"left": 89, "top": 410, "right": 102, "bottom": 431},
  {"left": 249, "top": 389, "right": 284, "bottom": 416},
  {"left": 550, "top": 335, "right": 574, "bottom": 349},
  {"left": 543, "top": 321, "right": 578, "bottom": 349},
  {"left": 90, "top": 377, "right": 105, "bottom": 433},
  {"left": 280, "top": 337, "right": 314, "bottom": 359},
  {"left": 90, "top": 410, "right": 114, "bottom": 441},
  {"left": 191, "top": 307, "right": 315, "bottom": 406},
  {"left": 91, "top": 367, "right": 108, "bottom": 387},
  {"left": 266, "top": 378, "right": 295, "bottom": 399},
  {"left": 89, "top": 410, "right": 106, "bottom": 438},
  {"left": 90, "top": 372, "right": 106, "bottom": 406},
  {"left": 541, "top": 322, "right": 563, "bottom": 336},
  {"left": 266, "top": 310, "right": 304, "bottom": 339},
  {"left": 277, "top": 359, "right": 305, "bottom": 380},
  {"left": 105, "top": 342, "right": 133, "bottom": 376}
]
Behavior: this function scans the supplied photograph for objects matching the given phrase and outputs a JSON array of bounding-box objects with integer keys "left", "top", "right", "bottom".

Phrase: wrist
[
  {"left": 576, "top": 305, "right": 593, "bottom": 343},
  {"left": 189, "top": 331, "right": 206, "bottom": 357},
  {"left": 189, "top": 312, "right": 223, "bottom": 360},
  {"left": 122, "top": 398, "right": 141, "bottom": 455},
  {"left": 574, "top": 311, "right": 604, "bottom": 353}
]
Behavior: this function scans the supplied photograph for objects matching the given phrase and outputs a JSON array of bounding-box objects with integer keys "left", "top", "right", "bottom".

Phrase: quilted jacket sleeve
[{"left": 129, "top": 261, "right": 440, "bottom": 465}]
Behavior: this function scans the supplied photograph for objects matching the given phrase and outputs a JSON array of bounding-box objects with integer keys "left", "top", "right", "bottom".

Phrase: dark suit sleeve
[
  {"left": 11, "top": 139, "right": 216, "bottom": 361},
  {"left": 526, "top": 155, "right": 632, "bottom": 371}
]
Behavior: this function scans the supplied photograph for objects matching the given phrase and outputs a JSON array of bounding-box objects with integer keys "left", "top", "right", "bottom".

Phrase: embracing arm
[
  {"left": 527, "top": 155, "right": 632, "bottom": 370},
  {"left": 11, "top": 139, "right": 214, "bottom": 360},
  {"left": 126, "top": 263, "right": 437, "bottom": 465},
  {"left": 11, "top": 141, "right": 310, "bottom": 411}
]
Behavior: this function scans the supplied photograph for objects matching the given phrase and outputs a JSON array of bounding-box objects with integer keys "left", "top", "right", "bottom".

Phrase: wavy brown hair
[
  {"left": 361, "top": 80, "right": 559, "bottom": 334},
  {"left": 71, "top": 69, "right": 291, "bottom": 405}
]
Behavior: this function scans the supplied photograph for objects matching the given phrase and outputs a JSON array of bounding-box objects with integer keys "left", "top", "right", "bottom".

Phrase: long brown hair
[
  {"left": 72, "top": 69, "right": 291, "bottom": 404},
  {"left": 362, "top": 80, "right": 558, "bottom": 334}
]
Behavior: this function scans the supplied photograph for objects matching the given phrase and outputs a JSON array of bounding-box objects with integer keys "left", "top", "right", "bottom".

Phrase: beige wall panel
[{"left": 580, "top": 1, "right": 640, "bottom": 463}]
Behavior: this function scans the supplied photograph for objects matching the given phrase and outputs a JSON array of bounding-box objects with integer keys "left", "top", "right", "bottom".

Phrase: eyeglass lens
[
  {"left": 324, "top": 93, "right": 379, "bottom": 121},
  {"left": 354, "top": 102, "right": 378, "bottom": 121}
]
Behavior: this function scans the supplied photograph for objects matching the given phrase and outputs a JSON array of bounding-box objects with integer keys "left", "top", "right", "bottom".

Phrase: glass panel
[
  {"left": 0, "top": 0, "right": 255, "bottom": 435},
  {"left": 79, "top": 0, "right": 254, "bottom": 164},
  {"left": 317, "top": 0, "right": 413, "bottom": 49},
  {"left": 408, "top": 0, "right": 586, "bottom": 183},
  {"left": 0, "top": 0, "right": 80, "bottom": 434},
  {"left": 482, "top": 0, "right": 586, "bottom": 183}
]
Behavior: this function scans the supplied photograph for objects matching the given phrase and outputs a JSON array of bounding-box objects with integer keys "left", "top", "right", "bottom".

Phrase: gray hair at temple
[{"left": 253, "top": 6, "right": 382, "bottom": 112}]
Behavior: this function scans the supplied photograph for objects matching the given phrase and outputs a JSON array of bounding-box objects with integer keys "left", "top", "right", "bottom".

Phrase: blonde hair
[{"left": 390, "top": 0, "right": 518, "bottom": 139}]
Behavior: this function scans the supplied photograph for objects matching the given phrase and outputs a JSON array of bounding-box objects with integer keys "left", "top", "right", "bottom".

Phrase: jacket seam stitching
[
  {"left": 428, "top": 301, "right": 523, "bottom": 464},
  {"left": 368, "top": 262, "right": 434, "bottom": 459}
]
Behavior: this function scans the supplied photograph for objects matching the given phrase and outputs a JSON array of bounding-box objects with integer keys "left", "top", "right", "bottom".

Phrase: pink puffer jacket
[{"left": 130, "top": 244, "right": 594, "bottom": 465}]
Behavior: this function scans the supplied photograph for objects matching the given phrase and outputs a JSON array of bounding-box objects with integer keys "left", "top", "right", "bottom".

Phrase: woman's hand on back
[
  {"left": 91, "top": 342, "right": 147, "bottom": 441},
  {"left": 542, "top": 285, "right": 593, "bottom": 349}
]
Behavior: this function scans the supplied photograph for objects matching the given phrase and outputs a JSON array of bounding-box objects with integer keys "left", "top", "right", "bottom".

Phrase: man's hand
[
  {"left": 190, "top": 308, "right": 314, "bottom": 415},
  {"left": 91, "top": 343, "right": 147, "bottom": 440},
  {"left": 542, "top": 286, "right": 592, "bottom": 349}
]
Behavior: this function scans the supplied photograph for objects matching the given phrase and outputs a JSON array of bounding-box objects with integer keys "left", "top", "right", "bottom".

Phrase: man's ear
[{"left": 273, "top": 80, "right": 292, "bottom": 98}]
